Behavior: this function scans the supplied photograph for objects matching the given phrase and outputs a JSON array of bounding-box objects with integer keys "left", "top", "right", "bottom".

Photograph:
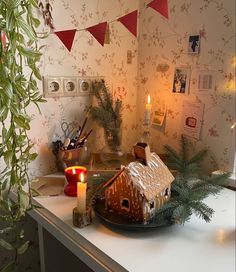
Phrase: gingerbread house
[{"left": 104, "top": 145, "right": 175, "bottom": 223}]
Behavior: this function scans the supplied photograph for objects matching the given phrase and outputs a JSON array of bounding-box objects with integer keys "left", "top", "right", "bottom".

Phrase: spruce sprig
[
  {"left": 90, "top": 80, "right": 122, "bottom": 151},
  {"left": 154, "top": 135, "right": 230, "bottom": 225}
]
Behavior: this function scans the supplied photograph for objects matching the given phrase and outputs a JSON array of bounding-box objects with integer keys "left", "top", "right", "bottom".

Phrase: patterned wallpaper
[
  {"left": 28, "top": 0, "right": 140, "bottom": 177},
  {"left": 2, "top": 0, "right": 235, "bottom": 177},
  {"left": 29, "top": 0, "right": 235, "bottom": 176},
  {"left": 137, "top": 0, "right": 235, "bottom": 173}
]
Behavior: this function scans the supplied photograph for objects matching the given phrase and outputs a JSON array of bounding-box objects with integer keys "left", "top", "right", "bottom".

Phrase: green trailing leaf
[
  {"left": 17, "top": 241, "right": 29, "bottom": 255},
  {"left": 0, "top": 239, "right": 14, "bottom": 251},
  {"left": 17, "top": 17, "right": 37, "bottom": 41},
  {"left": 0, "top": 262, "right": 15, "bottom": 272},
  {"left": 0, "top": 1, "right": 44, "bottom": 268}
]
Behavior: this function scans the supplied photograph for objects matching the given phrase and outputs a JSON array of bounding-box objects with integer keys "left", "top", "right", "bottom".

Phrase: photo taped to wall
[
  {"left": 172, "top": 67, "right": 191, "bottom": 94},
  {"left": 188, "top": 34, "right": 200, "bottom": 54}
]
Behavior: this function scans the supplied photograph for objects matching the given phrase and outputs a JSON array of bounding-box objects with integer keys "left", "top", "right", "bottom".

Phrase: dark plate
[{"left": 93, "top": 198, "right": 173, "bottom": 231}]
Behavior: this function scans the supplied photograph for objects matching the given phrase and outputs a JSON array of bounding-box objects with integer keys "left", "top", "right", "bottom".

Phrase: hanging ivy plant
[{"left": 0, "top": 1, "right": 45, "bottom": 270}]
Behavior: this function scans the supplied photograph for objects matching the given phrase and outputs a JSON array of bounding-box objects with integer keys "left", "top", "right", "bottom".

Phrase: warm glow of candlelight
[
  {"left": 80, "top": 172, "right": 84, "bottom": 182},
  {"left": 231, "top": 122, "right": 236, "bottom": 129},
  {"left": 77, "top": 181, "right": 87, "bottom": 214},
  {"left": 72, "top": 168, "right": 76, "bottom": 174},
  {"left": 144, "top": 94, "right": 151, "bottom": 125}
]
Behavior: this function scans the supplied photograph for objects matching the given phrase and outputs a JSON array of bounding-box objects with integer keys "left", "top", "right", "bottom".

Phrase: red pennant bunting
[
  {"left": 86, "top": 22, "right": 108, "bottom": 46},
  {"left": 147, "top": 0, "right": 169, "bottom": 19},
  {"left": 54, "top": 29, "right": 77, "bottom": 52},
  {"left": 118, "top": 10, "right": 138, "bottom": 37}
]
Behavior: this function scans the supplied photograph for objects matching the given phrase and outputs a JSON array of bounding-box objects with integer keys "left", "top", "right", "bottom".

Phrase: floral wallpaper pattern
[
  {"left": 138, "top": 0, "right": 235, "bottom": 173},
  {"left": 28, "top": 0, "right": 140, "bottom": 177},
  {"left": 22, "top": 0, "right": 236, "bottom": 177}
]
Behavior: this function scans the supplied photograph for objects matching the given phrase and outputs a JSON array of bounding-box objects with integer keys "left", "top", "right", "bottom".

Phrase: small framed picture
[
  {"left": 191, "top": 70, "right": 215, "bottom": 94},
  {"left": 152, "top": 103, "right": 167, "bottom": 127},
  {"left": 63, "top": 77, "right": 77, "bottom": 96},
  {"left": 188, "top": 34, "right": 200, "bottom": 54},
  {"left": 43, "top": 77, "right": 63, "bottom": 97},
  {"left": 172, "top": 67, "right": 191, "bottom": 94},
  {"left": 78, "top": 78, "right": 91, "bottom": 95}
]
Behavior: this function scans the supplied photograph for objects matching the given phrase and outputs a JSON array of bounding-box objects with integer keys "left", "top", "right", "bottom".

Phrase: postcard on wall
[
  {"left": 188, "top": 34, "right": 200, "bottom": 54},
  {"left": 172, "top": 67, "right": 191, "bottom": 94},
  {"left": 190, "top": 70, "right": 215, "bottom": 94},
  {"left": 152, "top": 102, "right": 167, "bottom": 126},
  {"left": 181, "top": 100, "right": 204, "bottom": 139}
]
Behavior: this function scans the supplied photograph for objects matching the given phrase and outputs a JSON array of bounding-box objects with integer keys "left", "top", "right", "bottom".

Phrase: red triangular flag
[
  {"left": 147, "top": 0, "right": 169, "bottom": 19},
  {"left": 54, "top": 29, "right": 76, "bottom": 52},
  {"left": 86, "top": 22, "right": 108, "bottom": 46},
  {"left": 118, "top": 10, "right": 138, "bottom": 37}
]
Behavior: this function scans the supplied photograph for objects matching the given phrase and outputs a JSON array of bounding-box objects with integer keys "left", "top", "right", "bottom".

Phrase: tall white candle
[
  {"left": 144, "top": 94, "right": 151, "bottom": 125},
  {"left": 77, "top": 173, "right": 87, "bottom": 214}
]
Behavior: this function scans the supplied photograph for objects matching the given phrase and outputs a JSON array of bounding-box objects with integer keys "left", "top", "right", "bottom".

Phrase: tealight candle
[
  {"left": 64, "top": 166, "right": 87, "bottom": 197},
  {"left": 144, "top": 94, "right": 151, "bottom": 125},
  {"left": 77, "top": 173, "right": 87, "bottom": 214}
]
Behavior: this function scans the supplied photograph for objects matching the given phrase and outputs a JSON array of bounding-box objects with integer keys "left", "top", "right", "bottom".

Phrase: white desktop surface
[{"left": 31, "top": 184, "right": 235, "bottom": 272}]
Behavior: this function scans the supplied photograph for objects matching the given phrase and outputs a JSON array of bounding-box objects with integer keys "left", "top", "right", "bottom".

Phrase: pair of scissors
[{"left": 61, "top": 122, "right": 74, "bottom": 139}]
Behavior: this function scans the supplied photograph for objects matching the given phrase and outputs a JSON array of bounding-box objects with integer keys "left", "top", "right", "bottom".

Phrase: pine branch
[
  {"left": 188, "top": 149, "right": 208, "bottom": 164},
  {"left": 159, "top": 135, "right": 230, "bottom": 225},
  {"left": 172, "top": 204, "right": 192, "bottom": 224},
  {"left": 190, "top": 202, "right": 214, "bottom": 223},
  {"left": 180, "top": 135, "right": 188, "bottom": 163}
]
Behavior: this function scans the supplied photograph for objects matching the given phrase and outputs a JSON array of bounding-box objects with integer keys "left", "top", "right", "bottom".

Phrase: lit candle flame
[
  {"left": 231, "top": 122, "right": 236, "bottom": 129},
  {"left": 147, "top": 94, "right": 150, "bottom": 104},
  {"left": 80, "top": 172, "right": 84, "bottom": 183},
  {"left": 72, "top": 168, "right": 76, "bottom": 174}
]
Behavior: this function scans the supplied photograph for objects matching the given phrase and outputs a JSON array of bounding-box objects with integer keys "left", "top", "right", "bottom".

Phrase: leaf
[
  {"left": 17, "top": 46, "right": 42, "bottom": 58},
  {"left": 0, "top": 239, "right": 14, "bottom": 251},
  {"left": 4, "top": 82, "right": 13, "bottom": 99},
  {"left": 18, "top": 189, "right": 29, "bottom": 211},
  {"left": 17, "top": 17, "right": 37, "bottom": 41},
  {"left": 3, "top": 150, "right": 13, "bottom": 167},
  {"left": 0, "top": 261, "right": 15, "bottom": 272},
  {"left": 17, "top": 241, "right": 29, "bottom": 255},
  {"left": 28, "top": 153, "right": 38, "bottom": 161},
  {"left": 6, "top": 9, "right": 15, "bottom": 31},
  {"left": 14, "top": 115, "right": 30, "bottom": 130}
]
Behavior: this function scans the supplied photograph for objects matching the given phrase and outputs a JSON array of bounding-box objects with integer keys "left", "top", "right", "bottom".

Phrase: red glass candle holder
[{"left": 64, "top": 166, "right": 87, "bottom": 197}]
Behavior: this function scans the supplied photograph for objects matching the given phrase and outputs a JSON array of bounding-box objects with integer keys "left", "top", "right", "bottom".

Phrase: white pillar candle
[
  {"left": 77, "top": 173, "right": 87, "bottom": 214},
  {"left": 144, "top": 94, "right": 151, "bottom": 125}
]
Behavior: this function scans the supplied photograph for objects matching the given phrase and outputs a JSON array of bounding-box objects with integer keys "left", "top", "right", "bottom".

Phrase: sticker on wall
[
  {"left": 190, "top": 70, "right": 215, "bottom": 95},
  {"left": 188, "top": 34, "right": 200, "bottom": 54},
  {"left": 172, "top": 67, "right": 191, "bottom": 94},
  {"left": 152, "top": 102, "right": 167, "bottom": 127},
  {"left": 181, "top": 100, "right": 204, "bottom": 140}
]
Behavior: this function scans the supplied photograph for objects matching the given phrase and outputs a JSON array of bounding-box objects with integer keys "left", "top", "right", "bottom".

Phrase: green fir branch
[{"left": 155, "top": 135, "right": 230, "bottom": 225}]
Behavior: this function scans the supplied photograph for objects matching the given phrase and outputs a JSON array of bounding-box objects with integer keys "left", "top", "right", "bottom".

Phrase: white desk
[{"left": 29, "top": 181, "right": 235, "bottom": 272}]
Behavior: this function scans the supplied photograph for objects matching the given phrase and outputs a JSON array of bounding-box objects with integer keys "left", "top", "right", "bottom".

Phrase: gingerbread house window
[
  {"left": 121, "top": 198, "right": 130, "bottom": 211},
  {"left": 165, "top": 188, "right": 169, "bottom": 196},
  {"left": 150, "top": 200, "right": 155, "bottom": 210}
]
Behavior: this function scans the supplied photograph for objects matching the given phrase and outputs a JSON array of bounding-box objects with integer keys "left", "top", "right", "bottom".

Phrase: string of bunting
[{"left": 53, "top": 0, "right": 169, "bottom": 52}]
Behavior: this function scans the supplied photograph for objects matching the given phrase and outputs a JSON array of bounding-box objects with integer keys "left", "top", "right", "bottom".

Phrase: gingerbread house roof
[
  {"left": 125, "top": 153, "right": 174, "bottom": 201},
  {"left": 103, "top": 153, "right": 175, "bottom": 201}
]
